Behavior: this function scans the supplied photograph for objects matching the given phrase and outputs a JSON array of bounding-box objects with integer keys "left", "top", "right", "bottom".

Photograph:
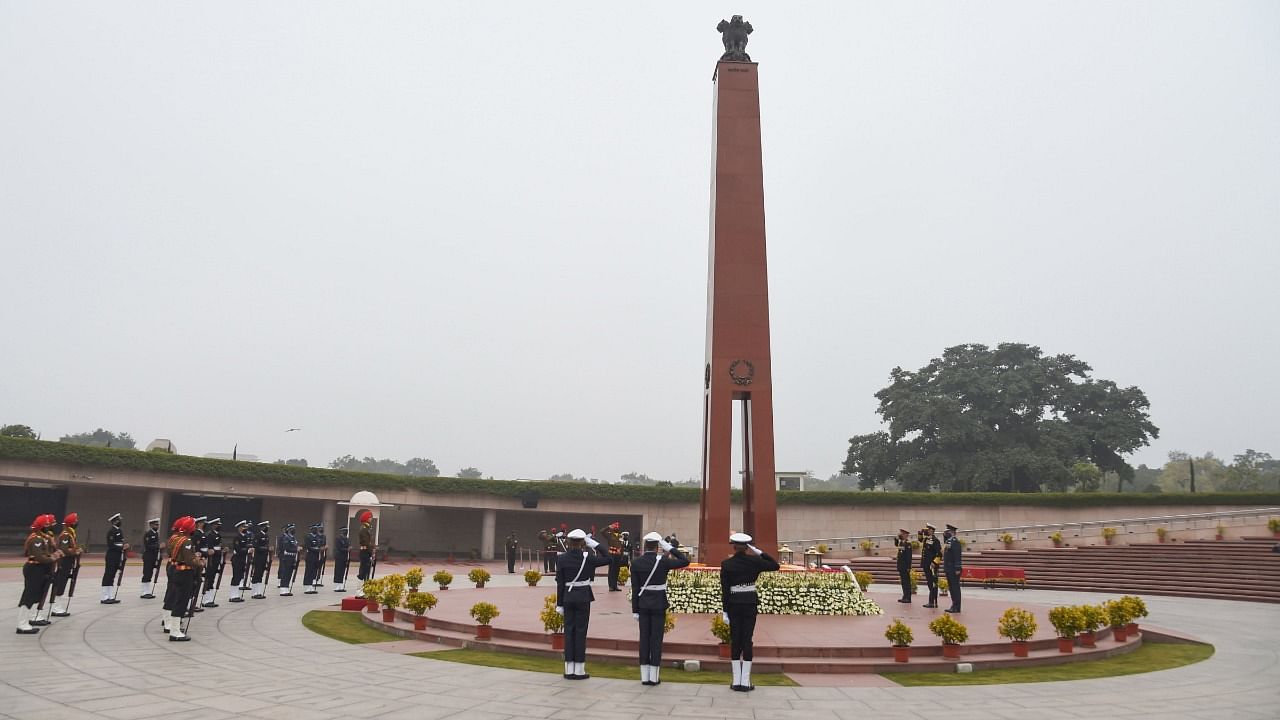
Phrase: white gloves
[
  {"left": 659, "top": 539, "right": 673, "bottom": 552},
  {"left": 632, "top": 613, "right": 640, "bottom": 620},
  {"left": 722, "top": 611, "right": 730, "bottom": 624},
  {"left": 555, "top": 606, "right": 563, "bottom": 615},
  {"left": 747, "top": 544, "right": 761, "bottom": 555},
  {"left": 584, "top": 536, "right": 599, "bottom": 549}
]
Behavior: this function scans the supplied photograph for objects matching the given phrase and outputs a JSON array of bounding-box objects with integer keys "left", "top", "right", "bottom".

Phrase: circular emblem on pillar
[{"left": 728, "top": 359, "right": 755, "bottom": 386}]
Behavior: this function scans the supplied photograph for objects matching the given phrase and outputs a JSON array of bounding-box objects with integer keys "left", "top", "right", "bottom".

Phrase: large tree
[
  {"left": 843, "top": 343, "right": 1158, "bottom": 492},
  {"left": 60, "top": 428, "right": 136, "bottom": 449},
  {"left": 0, "top": 424, "right": 37, "bottom": 439}
]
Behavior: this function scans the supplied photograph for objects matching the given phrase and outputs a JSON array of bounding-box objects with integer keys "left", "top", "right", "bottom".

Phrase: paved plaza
[{"left": 1, "top": 570, "right": 1276, "bottom": 720}]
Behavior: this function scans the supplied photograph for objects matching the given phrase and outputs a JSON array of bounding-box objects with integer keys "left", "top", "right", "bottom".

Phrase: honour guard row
[{"left": 16, "top": 511, "right": 377, "bottom": 638}]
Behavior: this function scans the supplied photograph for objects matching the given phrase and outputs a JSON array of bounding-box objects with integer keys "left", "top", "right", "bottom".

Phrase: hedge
[{"left": 2, "top": 437, "right": 1278, "bottom": 509}]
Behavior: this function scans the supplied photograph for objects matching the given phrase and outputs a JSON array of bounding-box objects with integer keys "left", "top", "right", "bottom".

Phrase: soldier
[
  {"left": 199, "top": 518, "right": 224, "bottom": 608},
  {"left": 140, "top": 517, "right": 161, "bottom": 598},
  {"left": 603, "top": 522, "right": 626, "bottom": 591},
  {"left": 943, "top": 524, "right": 963, "bottom": 613},
  {"left": 720, "top": 532, "right": 780, "bottom": 692},
  {"left": 161, "top": 516, "right": 188, "bottom": 634},
  {"left": 313, "top": 523, "right": 327, "bottom": 589},
  {"left": 164, "top": 516, "right": 203, "bottom": 642},
  {"left": 894, "top": 528, "right": 913, "bottom": 603},
  {"left": 355, "top": 511, "right": 375, "bottom": 598},
  {"left": 29, "top": 515, "right": 61, "bottom": 626},
  {"left": 302, "top": 523, "right": 322, "bottom": 593},
  {"left": 555, "top": 528, "right": 611, "bottom": 679},
  {"left": 920, "top": 523, "right": 942, "bottom": 609},
  {"left": 228, "top": 520, "right": 253, "bottom": 602},
  {"left": 100, "top": 512, "right": 127, "bottom": 604},
  {"left": 540, "top": 529, "right": 558, "bottom": 573},
  {"left": 277, "top": 523, "right": 299, "bottom": 596},
  {"left": 332, "top": 526, "right": 351, "bottom": 592},
  {"left": 504, "top": 532, "right": 519, "bottom": 574},
  {"left": 190, "top": 516, "right": 207, "bottom": 555},
  {"left": 250, "top": 520, "right": 271, "bottom": 599},
  {"left": 17, "top": 515, "right": 62, "bottom": 634},
  {"left": 50, "top": 513, "right": 83, "bottom": 617},
  {"left": 630, "top": 531, "right": 689, "bottom": 685}
]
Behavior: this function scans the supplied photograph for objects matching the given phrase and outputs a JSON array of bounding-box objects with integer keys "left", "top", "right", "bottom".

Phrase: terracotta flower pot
[
  {"left": 381, "top": 608, "right": 396, "bottom": 623},
  {"left": 551, "top": 633, "right": 564, "bottom": 650},
  {"left": 438, "top": 585, "right": 449, "bottom": 591},
  {"left": 365, "top": 600, "right": 379, "bottom": 612},
  {"left": 1011, "top": 641, "right": 1029, "bottom": 657},
  {"left": 718, "top": 643, "right": 730, "bottom": 659},
  {"left": 1112, "top": 626, "right": 1128, "bottom": 642},
  {"left": 1057, "top": 637, "right": 1075, "bottom": 653},
  {"left": 527, "top": 582, "right": 538, "bottom": 587},
  {"left": 1127, "top": 622, "right": 1139, "bottom": 636},
  {"left": 413, "top": 616, "right": 428, "bottom": 631},
  {"left": 1079, "top": 631, "right": 1096, "bottom": 648},
  {"left": 942, "top": 643, "right": 961, "bottom": 659},
  {"left": 475, "top": 583, "right": 486, "bottom": 589},
  {"left": 892, "top": 646, "right": 910, "bottom": 663},
  {"left": 476, "top": 624, "right": 492, "bottom": 640}
]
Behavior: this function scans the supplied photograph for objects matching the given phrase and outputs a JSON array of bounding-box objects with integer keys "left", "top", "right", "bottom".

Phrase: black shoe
[
  {"left": 201, "top": 603, "right": 218, "bottom": 608},
  {"left": 334, "top": 589, "right": 345, "bottom": 593},
  {"left": 168, "top": 635, "right": 191, "bottom": 642},
  {"left": 642, "top": 680, "right": 654, "bottom": 686},
  {"left": 251, "top": 595, "right": 266, "bottom": 599},
  {"left": 140, "top": 594, "right": 155, "bottom": 599},
  {"left": 51, "top": 611, "right": 70, "bottom": 617},
  {"left": 304, "top": 590, "right": 317, "bottom": 595},
  {"left": 30, "top": 619, "right": 50, "bottom": 626},
  {"left": 229, "top": 597, "right": 244, "bottom": 603},
  {"left": 945, "top": 607, "right": 960, "bottom": 613},
  {"left": 572, "top": 674, "right": 590, "bottom": 680},
  {"left": 897, "top": 598, "right": 911, "bottom": 603},
  {"left": 923, "top": 603, "right": 938, "bottom": 609},
  {"left": 16, "top": 627, "right": 39, "bottom": 634},
  {"left": 563, "top": 674, "right": 574, "bottom": 680},
  {"left": 731, "top": 685, "right": 743, "bottom": 692},
  {"left": 193, "top": 607, "right": 204, "bottom": 613},
  {"left": 100, "top": 599, "right": 120, "bottom": 605},
  {"left": 742, "top": 685, "right": 755, "bottom": 692}
]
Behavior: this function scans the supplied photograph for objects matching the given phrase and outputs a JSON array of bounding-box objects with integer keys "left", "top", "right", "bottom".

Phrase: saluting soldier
[
  {"left": 943, "top": 524, "right": 963, "bottom": 613},
  {"left": 100, "top": 512, "right": 127, "bottom": 604},
  {"left": 164, "top": 516, "right": 203, "bottom": 642},
  {"left": 333, "top": 526, "right": 351, "bottom": 592},
  {"left": 895, "top": 528, "right": 914, "bottom": 604},
  {"left": 140, "top": 517, "right": 161, "bottom": 598},
  {"left": 720, "top": 532, "right": 780, "bottom": 692},
  {"left": 504, "top": 532, "right": 519, "bottom": 574},
  {"left": 355, "top": 511, "right": 375, "bottom": 598},
  {"left": 302, "top": 523, "right": 322, "bottom": 593},
  {"left": 228, "top": 520, "right": 253, "bottom": 602},
  {"left": 555, "top": 528, "right": 611, "bottom": 679},
  {"left": 250, "top": 520, "right": 271, "bottom": 599},
  {"left": 604, "top": 522, "right": 626, "bottom": 591},
  {"left": 277, "top": 523, "right": 299, "bottom": 596},
  {"left": 17, "top": 515, "right": 62, "bottom": 634},
  {"left": 50, "top": 513, "right": 83, "bottom": 617},
  {"left": 630, "top": 531, "right": 689, "bottom": 685},
  {"left": 199, "top": 518, "right": 224, "bottom": 608},
  {"left": 920, "top": 523, "right": 942, "bottom": 608}
]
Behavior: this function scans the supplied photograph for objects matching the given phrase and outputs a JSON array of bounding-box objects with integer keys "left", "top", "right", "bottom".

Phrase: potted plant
[
  {"left": 1155, "top": 527, "right": 1168, "bottom": 543},
  {"left": 433, "top": 569, "right": 453, "bottom": 591},
  {"left": 1101, "top": 527, "right": 1117, "bottom": 545},
  {"left": 664, "top": 610, "right": 676, "bottom": 635},
  {"left": 997, "top": 607, "right": 1038, "bottom": 657},
  {"left": 1215, "top": 523, "right": 1226, "bottom": 541},
  {"left": 885, "top": 619, "right": 914, "bottom": 663},
  {"left": 938, "top": 576, "right": 949, "bottom": 594},
  {"left": 859, "top": 539, "right": 876, "bottom": 556},
  {"left": 1104, "top": 599, "right": 1133, "bottom": 642},
  {"left": 853, "top": 571, "right": 873, "bottom": 592},
  {"left": 1048, "top": 605, "right": 1082, "bottom": 653},
  {"left": 1078, "top": 604, "right": 1105, "bottom": 647},
  {"left": 1049, "top": 531, "right": 1064, "bottom": 548},
  {"left": 468, "top": 568, "right": 491, "bottom": 588},
  {"left": 618, "top": 566, "right": 630, "bottom": 584},
  {"left": 540, "top": 595, "right": 564, "bottom": 649},
  {"left": 379, "top": 574, "right": 406, "bottom": 622},
  {"left": 1269, "top": 517, "right": 1280, "bottom": 538},
  {"left": 816, "top": 543, "right": 830, "bottom": 555},
  {"left": 404, "top": 567, "right": 424, "bottom": 592},
  {"left": 710, "top": 614, "right": 732, "bottom": 658},
  {"left": 1120, "top": 595, "right": 1147, "bottom": 635},
  {"left": 524, "top": 569, "right": 542, "bottom": 587},
  {"left": 909, "top": 569, "right": 921, "bottom": 595},
  {"left": 361, "top": 578, "right": 383, "bottom": 612},
  {"left": 928, "top": 614, "right": 969, "bottom": 659},
  {"left": 470, "top": 601, "right": 500, "bottom": 640},
  {"left": 998, "top": 532, "right": 1015, "bottom": 549},
  {"left": 405, "top": 590, "right": 437, "bottom": 630}
]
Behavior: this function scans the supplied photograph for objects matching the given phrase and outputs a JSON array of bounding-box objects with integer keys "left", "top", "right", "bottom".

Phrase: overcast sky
[{"left": 3, "top": 3, "right": 1277, "bottom": 483}]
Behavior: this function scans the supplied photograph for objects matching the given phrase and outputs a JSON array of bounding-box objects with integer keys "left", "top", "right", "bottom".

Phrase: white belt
[
  {"left": 641, "top": 584, "right": 667, "bottom": 592},
  {"left": 730, "top": 583, "right": 756, "bottom": 593},
  {"left": 565, "top": 580, "right": 592, "bottom": 588}
]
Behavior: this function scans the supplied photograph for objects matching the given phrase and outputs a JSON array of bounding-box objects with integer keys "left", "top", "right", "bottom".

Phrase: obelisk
[{"left": 699, "top": 16, "right": 778, "bottom": 563}]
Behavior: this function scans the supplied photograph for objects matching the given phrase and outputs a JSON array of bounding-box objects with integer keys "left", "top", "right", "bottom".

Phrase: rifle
[
  {"left": 109, "top": 550, "right": 127, "bottom": 601},
  {"left": 369, "top": 546, "right": 379, "bottom": 580},
  {"left": 180, "top": 561, "right": 205, "bottom": 635},
  {"left": 34, "top": 566, "right": 57, "bottom": 624},
  {"left": 315, "top": 547, "right": 328, "bottom": 589},
  {"left": 149, "top": 545, "right": 162, "bottom": 590},
  {"left": 340, "top": 545, "right": 351, "bottom": 586},
  {"left": 62, "top": 555, "right": 82, "bottom": 614},
  {"left": 286, "top": 546, "right": 301, "bottom": 592},
  {"left": 241, "top": 547, "right": 255, "bottom": 590},
  {"left": 263, "top": 547, "right": 274, "bottom": 585},
  {"left": 209, "top": 550, "right": 227, "bottom": 603}
]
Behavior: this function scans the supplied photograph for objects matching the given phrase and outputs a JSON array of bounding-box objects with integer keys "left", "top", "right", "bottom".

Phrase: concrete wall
[{"left": 64, "top": 485, "right": 151, "bottom": 552}]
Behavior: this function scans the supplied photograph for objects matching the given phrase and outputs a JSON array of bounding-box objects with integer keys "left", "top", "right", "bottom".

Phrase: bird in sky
[{"left": 285, "top": 428, "right": 302, "bottom": 432}]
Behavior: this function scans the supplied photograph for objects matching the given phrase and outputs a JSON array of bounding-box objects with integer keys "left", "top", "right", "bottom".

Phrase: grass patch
[
  {"left": 884, "top": 641, "right": 1214, "bottom": 686},
  {"left": 301, "top": 610, "right": 402, "bottom": 644},
  {"left": 411, "top": 648, "right": 798, "bottom": 686}
]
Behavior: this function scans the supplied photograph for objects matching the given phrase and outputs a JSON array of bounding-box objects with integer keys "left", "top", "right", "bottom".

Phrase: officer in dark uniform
[
  {"left": 29, "top": 515, "right": 62, "bottom": 626},
  {"left": 161, "top": 516, "right": 188, "bottom": 634},
  {"left": 920, "top": 523, "right": 942, "bottom": 608},
  {"left": 229, "top": 520, "right": 253, "bottom": 602},
  {"left": 165, "top": 516, "right": 203, "bottom": 642},
  {"left": 895, "top": 528, "right": 913, "bottom": 603},
  {"left": 356, "top": 511, "right": 375, "bottom": 598},
  {"left": 140, "top": 517, "right": 161, "bottom": 598},
  {"left": 504, "top": 532, "right": 519, "bottom": 573},
  {"left": 630, "top": 531, "right": 689, "bottom": 685},
  {"left": 199, "top": 518, "right": 224, "bottom": 607},
  {"left": 250, "top": 520, "right": 271, "bottom": 599},
  {"left": 277, "top": 523, "right": 299, "bottom": 596},
  {"left": 943, "top": 523, "right": 963, "bottom": 613},
  {"left": 100, "top": 512, "right": 127, "bottom": 604},
  {"left": 555, "top": 528, "right": 611, "bottom": 679},
  {"left": 333, "top": 526, "right": 351, "bottom": 592},
  {"left": 604, "top": 522, "right": 625, "bottom": 591},
  {"left": 719, "top": 532, "right": 780, "bottom": 692},
  {"left": 17, "top": 515, "right": 61, "bottom": 634},
  {"left": 313, "top": 523, "right": 327, "bottom": 589},
  {"left": 303, "top": 523, "right": 323, "bottom": 593},
  {"left": 539, "top": 529, "right": 555, "bottom": 573},
  {"left": 50, "top": 513, "right": 83, "bottom": 617}
]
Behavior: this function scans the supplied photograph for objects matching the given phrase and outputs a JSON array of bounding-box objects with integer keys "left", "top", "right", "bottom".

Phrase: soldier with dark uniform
[
  {"left": 164, "top": 516, "right": 203, "bottom": 642},
  {"left": 199, "top": 518, "right": 224, "bottom": 608},
  {"left": 29, "top": 515, "right": 62, "bottom": 627},
  {"left": 313, "top": 523, "right": 327, "bottom": 589},
  {"left": 920, "top": 523, "right": 942, "bottom": 608},
  {"left": 161, "top": 516, "right": 188, "bottom": 634},
  {"left": 943, "top": 523, "right": 963, "bottom": 613},
  {"left": 504, "top": 532, "right": 519, "bottom": 574},
  {"left": 356, "top": 511, "right": 375, "bottom": 598},
  {"left": 719, "top": 532, "right": 780, "bottom": 692},
  {"left": 630, "top": 531, "right": 689, "bottom": 685},
  {"left": 228, "top": 520, "right": 253, "bottom": 602},
  {"left": 539, "top": 529, "right": 556, "bottom": 573},
  {"left": 895, "top": 528, "right": 913, "bottom": 603},
  {"left": 333, "top": 526, "right": 350, "bottom": 592},
  {"left": 555, "top": 528, "right": 611, "bottom": 679},
  {"left": 277, "top": 523, "right": 299, "bottom": 596},
  {"left": 100, "top": 512, "right": 127, "bottom": 604},
  {"left": 302, "top": 523, "right": 322, "bottom": 593},
  {"left": 50, "top": 513, "right": 83, "bottom": 617},
  {"left": 603, "top": 522, "right": 625, "bottom": 591},
  {"left": 17, "top": 515, "right": 61, "bottom": 634},
  {"left": 250, "top": 520, "right": 271, "bottom": 599},
  {"left": 140, "top": 517, "right": 161, "bottom": 598}
]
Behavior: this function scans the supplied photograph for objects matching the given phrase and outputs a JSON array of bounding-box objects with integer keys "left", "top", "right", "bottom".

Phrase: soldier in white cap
[
  {"left": 140, "top": 517, "right": 161, "bottom": 598},
  {"left": 554, "top": 528, "right": 612, "bottom": 679},
  {"left": 629, "top": 531, "right": 689, "bottom": 685},
  {"left": 100, "top": 512, "right": 127, "bottom": 603},
  {"left": 920, "top": 523, "right": 942, "bottom": 608},
  {"left": 719, "top": 532, "right": 780, "bottom": 691}
]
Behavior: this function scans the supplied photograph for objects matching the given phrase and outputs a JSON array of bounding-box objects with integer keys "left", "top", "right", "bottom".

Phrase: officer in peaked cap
[
  {"left": 630, "top": 531, "right": 689, "bottom": 685},
  {"left": 277, "top": 523, "right": 299, "bottom": 596},
  {"left": 895, "top": 528, "right": 914, "bottom": 603},
  {"left": 920, "top": 523, "right": 942, "bottom": 608},
  {"left": 303, "top": 523, "right": 322, "bottom": 593},
  {"left": 250, "top": 520, "right": 271, "bottom": 599},
  {"left": 943, "top": 524, "right": 963, "bottom": 613},
  {"left": 229, "top": 521, "right": 253, "bottom": 602},
  {"left": 333, "top": 526, "right": 351, "bottom": 592},
  {"left": 313, "top": 522, "right": 327, "bottom": 588},
  {"left": 140, "top": 517, "right": 162, "bottom": 598},
  {"left": 719, "top": 532, "right": 780, "bottom": 692},
  {"left": 100, "top": 513, "right": 127, "bottom": 604},
  {"left": 555, "top": 528, "right": 612, "bottom": 679}
]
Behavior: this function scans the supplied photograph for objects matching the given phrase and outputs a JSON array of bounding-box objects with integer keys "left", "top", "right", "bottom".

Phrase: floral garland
[{"left": 663, "top": 568, "right": 882, "bottom": 616}]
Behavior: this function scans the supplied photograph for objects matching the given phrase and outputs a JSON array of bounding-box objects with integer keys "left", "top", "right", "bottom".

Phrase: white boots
[
  {"left": 51, "top": 600, "right": 68, "bottom": 617},
  {"left": 229, "top": 586, "right": 243, "bottom": 602},
  {"left": 251, "top": 582, "right": 264, "bottom": 599},
  {"left": 161, "top": 613, "right": 170, "bottom": 634},
  {"left": 140, "top": 581, "right": 156, "bottom": 599},
  {"left": 279, "top": 585, "right": 292, "bottom": 597},
  {"left": 334, "top": 582, "right": 345, "bottom": 593},
  {"left": 730, "top": 660, "right": 753, "bottom": 691},
  {"left": 639, "top": 665, "right": 661, "bottom": 686},
  {"left": 16, "top": 606, "right": 37, "bottom": 634},
  {"left": 563, "top": 662, "right": 574, "bottom": 679},
  {"left": 562, "top": 662, "right": 588, "bottom": 680}
]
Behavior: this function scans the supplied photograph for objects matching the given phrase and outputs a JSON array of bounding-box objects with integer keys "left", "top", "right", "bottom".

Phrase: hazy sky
[{"left": 3, "top": 3, "right": 1277, "bottom": 483}]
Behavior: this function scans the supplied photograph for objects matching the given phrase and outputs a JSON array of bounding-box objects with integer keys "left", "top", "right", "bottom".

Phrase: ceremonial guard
[
  {"left": 140, "top": 517, "right": 161, "bottom": 598},
  {"left": 17, "top": 515, "right": 61, "bottom": 634},
  {"left": 895, "top": 528, "right": 913, "bottom": 603},
  {"left": 250, "top": 520, "right": 271, "bottom": 599},
  {"left": 100, "top": 512, "right": 127, "bottom": 604},
  {"left": 313, "top": 523, "right": 327, "bottom": 589},
  {"left": 355, "top": 511, "right": 375, "bottom": 598},
  {"left": 190, "top": 516, "right": 207, "bottom": 557},
  {"left": 333, "top": 526, "right": 350, "bottom": 592},
  {"left": 29, "top": 515, "right": 62, "bottom": 626},
  {"left": 50, "top": 513, "right": 83, "bottom": 617},
  {"left": 302, "top": 523, "right": 322, "bottom": 593},
  {"left": 277, "top": 523, "right": 299, "bottom": 596},
  {"left": 228, "top": 520, "right": 253, "bottom": 602},
  {"left": 943, "top": 524, "right": 963, "bottom": 613},
  {"left": 920, "top": 523, "right": 942, "bottom": 608},
  {"left": 163, "top": 516, "right": 203, "bottom": 641},
  {"left": 719, "top": 532, "right": 780, "bottom": 692},
  {"left": 199, "top": 518, "right": 224, "bottom": 608},
  {"left": 539, "top": 529, "right": 557, "bottom": 573},
  {"left": 161, "top": 518, "right": 181, "bottom": 614},
  {"left": 604, "top": 522, "right": 626, "bottom": 591},
  {"left": 630, "top": 531, "right": 689, "bottom": 685},
  {"left": 504, "top": 532, "right": 519, "bottom": 574},
  {"left": 555, "top": 528, "right": 611, "bottom": 679}
]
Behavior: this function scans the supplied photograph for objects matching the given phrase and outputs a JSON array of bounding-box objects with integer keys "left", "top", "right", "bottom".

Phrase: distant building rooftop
[{"left": 146, "top": 438, "right": 177, "bottom": 453}]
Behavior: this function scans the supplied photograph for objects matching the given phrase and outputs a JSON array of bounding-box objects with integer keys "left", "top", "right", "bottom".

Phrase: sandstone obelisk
[{"left": 699, "top": 16, "right": 778, "bottom": 563}]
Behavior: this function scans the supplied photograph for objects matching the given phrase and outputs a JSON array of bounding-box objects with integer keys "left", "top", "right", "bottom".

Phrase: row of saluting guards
[
  {"left": 555, "top": 528, "right": 778, "bottom": 690},
  {"left": 894, "top": 522, "right": 964, "bottom": 612},
  {"left": 16, "top": 510, "right": 381, "bottom": 640}
]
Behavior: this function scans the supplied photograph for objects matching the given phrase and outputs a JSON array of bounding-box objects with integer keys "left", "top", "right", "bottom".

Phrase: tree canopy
[
  {"left": 328, "top": 455, "right": 438, "bottom": 477},
  {"left": 843, "top": 343, "right": 1159, "bottom": 492},
  {"left": 59, "top": 428, "right": 136, "bottom": 449},
  {"left": 456, "top": 467, "right": 483, "bottom": 479},
  {"left": 0, "top": 424, "right": 37, "bottom": 439}
]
